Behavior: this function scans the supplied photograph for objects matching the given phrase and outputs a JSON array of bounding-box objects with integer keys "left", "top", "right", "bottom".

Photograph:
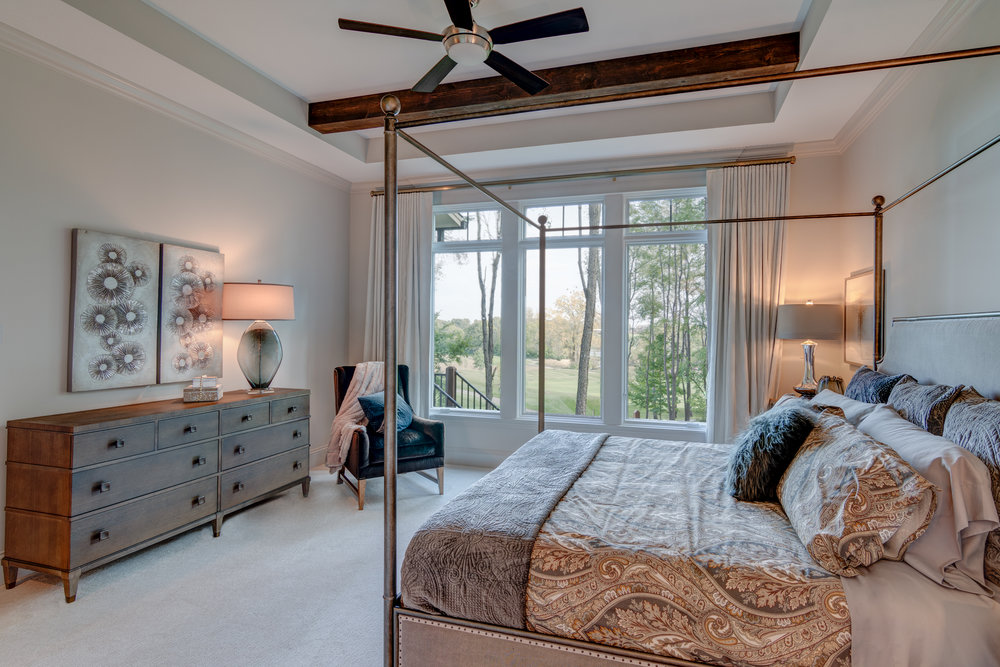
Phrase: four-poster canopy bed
[{"left": 367, "top": 41, "right": 1000, "bottom": 667}]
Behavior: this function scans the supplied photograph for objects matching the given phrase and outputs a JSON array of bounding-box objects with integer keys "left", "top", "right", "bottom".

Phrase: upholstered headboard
[{"left": 879, "top": 312, "right": 1000, "bottom": 399}]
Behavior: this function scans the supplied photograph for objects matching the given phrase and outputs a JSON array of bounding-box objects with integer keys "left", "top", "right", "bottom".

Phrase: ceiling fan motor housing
[{"left": 443, "top": 23, "right": 492, "bottom": 64}]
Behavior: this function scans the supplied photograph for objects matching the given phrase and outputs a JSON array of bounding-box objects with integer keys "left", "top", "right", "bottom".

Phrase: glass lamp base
[{"left": 237, "top": 320, "right": 283, "bottom": 392}]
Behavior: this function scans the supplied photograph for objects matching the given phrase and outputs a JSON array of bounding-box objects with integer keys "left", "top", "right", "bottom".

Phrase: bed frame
[{"left": 373, "top": 46, "right": 1000, "bottom": 667}]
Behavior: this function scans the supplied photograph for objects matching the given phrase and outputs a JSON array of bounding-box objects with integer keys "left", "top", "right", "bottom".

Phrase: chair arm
[
  {"left": 409, "top": 415, "right": 445, "bottom": 457},
  {"left": 354, "top": 428, "right": 373, "bottom": 469}
]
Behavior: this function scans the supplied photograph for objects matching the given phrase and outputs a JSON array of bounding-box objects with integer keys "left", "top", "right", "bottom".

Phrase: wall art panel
[
  {"left": 69, "top": 229, "right": 160, "bottom": 391},
  {"left": 159, "top": 244, "right": 224, "bottom": 383}
]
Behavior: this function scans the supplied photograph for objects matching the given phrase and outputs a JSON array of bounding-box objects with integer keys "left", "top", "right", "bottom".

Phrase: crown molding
[
  {"left": 0, "top": 21, "right": 350, "bottom": 191},
  {"left": 832, "top": 0, "right": 984, "bottom": 154}
]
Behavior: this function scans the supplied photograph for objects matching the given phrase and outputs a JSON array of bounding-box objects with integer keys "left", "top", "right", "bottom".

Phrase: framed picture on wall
[
  {"left": 158, "top": 244, "right": 224, "bottom": 383},
  {"left": 69, "top": 229, "right": 161, "bottom": 392},
  {"left": 844, "top": 268, "right": 874, "bottom": 366}
]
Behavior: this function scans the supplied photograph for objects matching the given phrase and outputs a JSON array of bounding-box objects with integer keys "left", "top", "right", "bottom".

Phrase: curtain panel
[
  {"left": 364, "top": 192, "right": 434, "bottom": 416},
  {"left": 705, "top": 163, "right": 789, "bottom": 442}
]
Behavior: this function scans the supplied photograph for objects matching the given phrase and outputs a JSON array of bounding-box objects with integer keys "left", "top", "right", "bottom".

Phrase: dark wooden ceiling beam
[{"left": 309, "top": 32, "right": 799, "bottom": 133}]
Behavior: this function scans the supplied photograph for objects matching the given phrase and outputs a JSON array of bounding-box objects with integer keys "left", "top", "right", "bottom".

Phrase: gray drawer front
[
  {"left": 220, "top": 446, "right": 309, "bottom": 510},
  {"left": 221, "top": 403, "right": 270, "bottom": 434},
  {"left": 71, "top": 440, "right": 218, "bottom": 515},
  {"left": 220, "top": 420, "right": 308, "bottom": 471},
  {"left": 73, "top": 422, "right": 155, "bottom": 468},
  {"left": 270, "top": 395, "right": 309, "bottom": 424},
  {"left": 158, "top": 411, "right": 219, "bottom": 449},
  {"left": 70, "top": 477, "right": 217, "bottom": 568}
]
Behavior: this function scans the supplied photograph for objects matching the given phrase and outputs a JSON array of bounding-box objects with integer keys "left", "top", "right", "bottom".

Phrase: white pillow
[
  {"left": 812, "top": 389, "right": 878, "bottom": 425},
  {"left": 859, "top": 405, "right": 999, "bottom": 593}
]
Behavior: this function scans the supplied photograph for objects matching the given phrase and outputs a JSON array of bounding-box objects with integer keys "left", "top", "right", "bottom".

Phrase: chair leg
[
  {"left": 437, "top": 466, "right": 445, "bottom": 495},
  {"left": 358, "top": 479, "right": 366, "bottom": 511}
]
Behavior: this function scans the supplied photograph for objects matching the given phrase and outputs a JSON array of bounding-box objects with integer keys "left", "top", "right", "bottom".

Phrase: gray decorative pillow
[
  {"left": 778, "top": 413, "right": 937, "bottom": 577},
  {"left": 726, "top": 405, "right": 816, "bottom": 502},
  {"left": 887, "top": 378, "right": 963, "bottom": 436},
  {"left": 845, "top": 366, "right": 912, "bottom": 404},
  {"left": 942, "top": 387, "right": 1000, "bottom": 587}
]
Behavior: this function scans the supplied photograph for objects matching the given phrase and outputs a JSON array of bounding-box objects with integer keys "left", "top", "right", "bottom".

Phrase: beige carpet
[{"left": 0, "top": 465, "right": 488, "bottom": 667}]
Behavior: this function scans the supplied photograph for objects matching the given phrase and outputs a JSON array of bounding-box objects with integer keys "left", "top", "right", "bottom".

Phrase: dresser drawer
[
  {"left": 158, "top": 411, "right": 219, "bottom": 449},
  {"left": 70, "top": 477, "right": 217, "bottom": 568},
  {"left": 71, "top": 440, "right": 218, "bottom": 515},
  {"left": 220, "top": 420, "right": 308, "bottom": 471},
  {"left": 73, "top": 422, "right": 155, "bottom": 467},
  {"left": 270, "top": 394, "right": 309, "bottom": 424},
  {"left": 220, "top": 446, "right": 309, "bottom": 510},
  {"left": 221, "top": 402, "right": 270, "bottom": 435}
]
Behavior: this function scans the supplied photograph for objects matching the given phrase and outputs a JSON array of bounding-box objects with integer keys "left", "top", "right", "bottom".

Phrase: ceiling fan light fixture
[{"left": 443, "top": 24, "right": 492, "bottom": 65}]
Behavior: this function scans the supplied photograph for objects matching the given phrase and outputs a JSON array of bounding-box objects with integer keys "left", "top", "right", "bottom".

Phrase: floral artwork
[
  {"left": 158, "top": 244, "right": 224, "bottom": 383},
  {"left": 69, "top": 230, "right": 160, "bottom": 391},
  {"left": 844, "top": 268, "right": 874, "bottom": 366}
]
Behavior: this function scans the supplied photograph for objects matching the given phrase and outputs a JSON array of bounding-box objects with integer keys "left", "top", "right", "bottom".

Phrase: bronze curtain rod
[{"left": 370, "top": 155, "right": 795, "bottom": 197}]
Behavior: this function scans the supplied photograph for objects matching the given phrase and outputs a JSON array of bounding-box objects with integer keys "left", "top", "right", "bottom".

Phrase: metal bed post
[
  {"left": 537, "top": 218, "right": 547, "bottom": 433},
  {"left": 381, "top": 94, "right": 400, "bottom": 667},
  {"left": 872, "top": 195, "right": 885, "bottom": 368}
]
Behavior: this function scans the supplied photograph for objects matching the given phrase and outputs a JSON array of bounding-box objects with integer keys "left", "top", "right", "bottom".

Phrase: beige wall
[
  {"left": 840, "top": 0, "right": 1000, "bottom": 325},
  {"left": 0, "top": 46, "right": 351, "bottom": 552}
]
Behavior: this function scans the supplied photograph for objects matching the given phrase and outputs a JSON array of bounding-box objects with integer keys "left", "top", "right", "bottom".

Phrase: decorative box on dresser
[{"left": 3, "top": 388, "right": 310, "bottom": 602}]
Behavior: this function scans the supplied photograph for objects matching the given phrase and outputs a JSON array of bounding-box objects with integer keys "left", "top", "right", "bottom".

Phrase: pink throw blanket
[{"left": 326, "top": 361, "right": 384, "bottom": 471}]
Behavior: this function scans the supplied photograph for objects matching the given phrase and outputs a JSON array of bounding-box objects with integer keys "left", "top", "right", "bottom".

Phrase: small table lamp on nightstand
[
  {"left": 222, "top": 281, "right": 295, "bottom": 393},
  {"left": 777, "top": 302, "right": 842, "bottom": 396}
]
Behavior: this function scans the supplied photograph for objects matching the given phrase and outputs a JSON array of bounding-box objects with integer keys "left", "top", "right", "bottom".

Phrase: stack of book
[{"left": 183, "top": 376, "right": 223, "bottom": 402}]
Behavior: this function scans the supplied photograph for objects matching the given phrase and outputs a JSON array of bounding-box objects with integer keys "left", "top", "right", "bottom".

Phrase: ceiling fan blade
[
  {"left": 490, "top": 8, "right": 589, "bottom": 45},
  {"left": 443, "top": 0, "right": 475, "bottom": 30},
  {"left": 338, "top": 18, "right": 443, "bottom": 42},
  {"left": 412, "top": 56, "right": 459, "bottom": 93},
  {"left": 484, "top": 50, "right": 549, "bottom": 95}
]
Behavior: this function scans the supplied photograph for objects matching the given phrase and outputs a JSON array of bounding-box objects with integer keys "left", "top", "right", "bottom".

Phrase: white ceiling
[{"left": 0, "top": 0, "right": 968, "bottom": 186}]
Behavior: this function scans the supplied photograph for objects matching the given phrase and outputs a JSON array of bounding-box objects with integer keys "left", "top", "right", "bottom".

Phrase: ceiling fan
[{"left": 338, "top": 0, "right": 589, "bottom": 95}]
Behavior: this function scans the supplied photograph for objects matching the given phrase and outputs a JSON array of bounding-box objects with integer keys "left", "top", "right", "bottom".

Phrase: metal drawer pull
[
  {"left": 293, "top": 461, "right": 302, "bottom": 470},
  {"left": 242, "top": 414, "right": 253, "bottom": 422},
  {"left": 194, "top": 456, "right": 207, "bottom": 466},
  {"left": 185, "top": 425, "right": 198, "bottom": 434},
  {"left": 293, "top": 430, "right": 302, "bottom": 439},
  {"left": 233, "top": 482, "right": 245, "bottom": 493},
  {"left": 193, "top": 495, "right": 206, "bottom": 506},
  {"left": 109, "top": 438, "right": 125, "bottom": 449},
  {"left": 95, "top": 481, "right": 112, "bottom": 493},
  {"left": 93, "top": 529, "right": 110, "bottom": 543},
  {"left": 288, "top": 406, "right": 298, "bottom": 414},
  {"left": 235, "top": 445, "right": 246, "bottom": 455}
]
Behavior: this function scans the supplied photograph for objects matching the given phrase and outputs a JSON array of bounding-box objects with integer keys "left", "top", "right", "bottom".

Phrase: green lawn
[{"left": 436, "top": 359, "right": 600, "bottom": 416}]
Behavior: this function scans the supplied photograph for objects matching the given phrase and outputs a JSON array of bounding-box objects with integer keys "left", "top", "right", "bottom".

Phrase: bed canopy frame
[{"left": 370, "top": 42, "right": 1000, "bottom": 666}]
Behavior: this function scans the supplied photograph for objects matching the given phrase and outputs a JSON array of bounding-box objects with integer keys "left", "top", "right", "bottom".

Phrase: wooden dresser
[{"left": 3, "top": 388, "right": 310, "bottom": 602}]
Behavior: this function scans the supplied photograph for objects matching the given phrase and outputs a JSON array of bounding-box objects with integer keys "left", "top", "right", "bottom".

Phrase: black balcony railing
[{"left": 433, "top": 366, "right": 499, "bottom": 411}]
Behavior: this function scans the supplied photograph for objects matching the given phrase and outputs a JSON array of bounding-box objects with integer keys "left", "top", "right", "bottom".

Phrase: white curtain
[
  {"left": 705, "top": 163, "right": 789, "bottom": 443},
  {"left": 363, "top": 192, "right": 434, "bottom": 416}
]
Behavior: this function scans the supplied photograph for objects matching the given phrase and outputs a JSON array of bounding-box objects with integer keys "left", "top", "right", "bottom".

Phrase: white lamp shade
[
  {"left": 776, "top": 303, "right": 842, "bottom": 340},
  {"left": 222, "top": 282, "right": 295, "bottom": 321}
]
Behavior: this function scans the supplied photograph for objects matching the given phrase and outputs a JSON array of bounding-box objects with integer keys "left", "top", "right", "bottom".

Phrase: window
[
  {"left": 429, "top": 189, "right": 707, "bottom": 427},
  {"left": 625, "top": 195, "right": 708, "bottom": 422},
  {"left": 432, "top": 208, "right": 502, "bottom": 411}
]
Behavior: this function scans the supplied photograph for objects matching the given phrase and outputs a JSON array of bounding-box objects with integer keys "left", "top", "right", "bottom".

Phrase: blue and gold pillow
[{"left": 845, "top": 366, "right": 912, "bottom": 404}]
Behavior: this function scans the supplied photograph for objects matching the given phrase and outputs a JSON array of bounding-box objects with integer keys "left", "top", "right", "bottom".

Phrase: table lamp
[
  {"left": 222, "top": 281, "right": 295, "bottom": 394},
  {"left": 777, "top": 301, "right": 842, "bottom": 394}
]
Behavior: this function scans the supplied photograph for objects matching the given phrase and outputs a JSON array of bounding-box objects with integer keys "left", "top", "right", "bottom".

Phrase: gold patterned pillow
[{"left": 778, "top": 413, "right": 938, "bottom": 576}]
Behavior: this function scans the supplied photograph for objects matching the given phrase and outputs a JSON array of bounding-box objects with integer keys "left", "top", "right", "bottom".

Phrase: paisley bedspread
[{"left": 525, "top": 437, "right": 852, "bottom": 666}]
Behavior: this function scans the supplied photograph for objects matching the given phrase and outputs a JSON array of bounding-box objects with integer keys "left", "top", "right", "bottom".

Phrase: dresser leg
[
  {"left": 301, "top": 476, "right": 311, "bottom": 498},
  {"left": 2, "top": 559, "right": 17, "bottom": 589},
  {"left": 212, "top": 515, "right": 223, "bottom": 537},
  {"left": 63, "top": 570, "right": 80, "bottom": 603}
]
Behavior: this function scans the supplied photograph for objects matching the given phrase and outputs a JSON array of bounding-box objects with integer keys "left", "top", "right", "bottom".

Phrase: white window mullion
[{"left": 500, "top": 206, "right": 519, "bottom": 422}]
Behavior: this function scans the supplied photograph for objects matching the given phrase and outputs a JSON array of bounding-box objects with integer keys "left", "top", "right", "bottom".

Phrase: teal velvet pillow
[{"left": 358, "top": 391, "right": 413, "bottom": 432}]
